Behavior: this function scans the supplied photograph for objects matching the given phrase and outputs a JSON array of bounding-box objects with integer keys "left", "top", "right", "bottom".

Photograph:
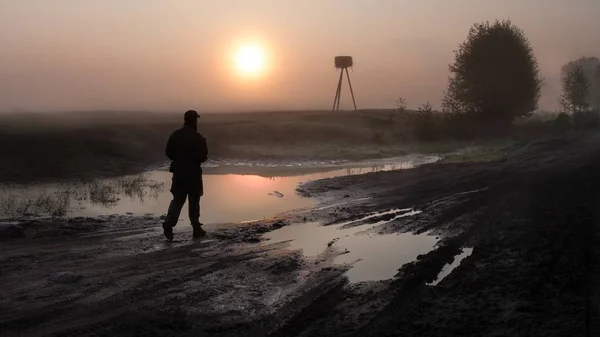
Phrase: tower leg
[
  {"left": 345, "top": 68, "right": 357, "bottom": 111},
  {"left": 336, "top": 70, "right": 344, "bottom": 111},
  {"left": 332, "top": 69, "right": 344, "bottom": 111}
]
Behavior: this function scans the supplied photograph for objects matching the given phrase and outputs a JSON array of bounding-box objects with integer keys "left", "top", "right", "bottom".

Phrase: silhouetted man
[{"left": 162, "top": 110, "right": 208, "bottom": 241}]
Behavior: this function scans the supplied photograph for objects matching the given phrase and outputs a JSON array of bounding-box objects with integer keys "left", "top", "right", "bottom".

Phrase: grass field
[{"left": 0, "top": 109, "right": 557, "bottom": 183}]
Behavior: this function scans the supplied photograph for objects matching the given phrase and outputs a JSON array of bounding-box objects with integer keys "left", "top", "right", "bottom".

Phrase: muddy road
[{"left": 2, "top": 136, "right": 600, "bottom": 336}]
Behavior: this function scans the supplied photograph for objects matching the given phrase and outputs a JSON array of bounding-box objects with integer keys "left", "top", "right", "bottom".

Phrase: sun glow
[{"left": 234, "top": 43, "right": 266, "bottom": 76}]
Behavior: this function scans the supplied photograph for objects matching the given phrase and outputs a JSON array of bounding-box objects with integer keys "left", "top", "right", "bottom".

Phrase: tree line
[{"left": 396, "top": 19, "right": 599, "bottom": 139}]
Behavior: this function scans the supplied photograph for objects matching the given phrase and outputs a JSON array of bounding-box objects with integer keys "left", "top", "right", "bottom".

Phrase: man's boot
[
  {"left": 162, "top": 223, "right": 174, "bottom": 241},
  {"left": 192, "top": 223, "right": 207, "bottom": 238}
]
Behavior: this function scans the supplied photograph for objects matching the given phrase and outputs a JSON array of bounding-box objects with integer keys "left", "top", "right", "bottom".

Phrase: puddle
[
  {"left": 0, "top": 155, "right": 439, "bottom": 228},
  {"left": 333, "top": 208, "right": 418, "bottom": 228},
  {"left": 427, "top": 248, "right": 473, "bottom": 286},
  {"left": 264, "top": 210, "right": 438, "bottom": 283}
]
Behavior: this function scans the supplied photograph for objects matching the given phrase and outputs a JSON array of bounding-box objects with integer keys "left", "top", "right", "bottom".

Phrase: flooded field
[
  {"left": 0, "top": 155, "right": 439, "bottom": 228},
  {"left": 1, "top": 154, "right": 447, "bottom": 289}
]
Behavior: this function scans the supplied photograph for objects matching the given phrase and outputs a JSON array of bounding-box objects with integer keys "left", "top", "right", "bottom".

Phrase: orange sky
[{"left": 1, "top": 0, "right": 599, "bottom": 113}]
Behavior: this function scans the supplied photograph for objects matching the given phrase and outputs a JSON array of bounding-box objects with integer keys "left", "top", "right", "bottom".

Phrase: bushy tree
[
  {"left": 560, "top": 66, "right": 600, "bottom": 129},
  {"left": 561, "top": 57, "right": 600, "bottom": 110},
  {"left": 559, "top": 66, "right": 591, "bottom": 113},
  {"left": 442, "top": 20, "right": 542, "bottom": 125}
]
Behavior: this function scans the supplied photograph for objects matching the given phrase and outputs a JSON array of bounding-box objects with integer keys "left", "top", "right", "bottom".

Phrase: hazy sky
[{"left": 1, "top": 0, "right": 599, "bottom": 112}]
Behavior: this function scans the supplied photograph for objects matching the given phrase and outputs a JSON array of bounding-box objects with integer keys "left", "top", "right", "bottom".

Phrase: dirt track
[{"left": 2, "top": 135, "right": 600, "bottom": 336}]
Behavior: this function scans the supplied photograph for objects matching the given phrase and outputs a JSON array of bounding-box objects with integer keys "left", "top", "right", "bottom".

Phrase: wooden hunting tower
[{"left": 332, "top": 56, "right": 357, "bottom": 111}]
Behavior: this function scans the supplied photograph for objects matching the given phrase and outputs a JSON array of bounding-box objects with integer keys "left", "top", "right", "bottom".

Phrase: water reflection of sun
[{"left": 231, "top": 174, "right": 271, "bottom": 188}]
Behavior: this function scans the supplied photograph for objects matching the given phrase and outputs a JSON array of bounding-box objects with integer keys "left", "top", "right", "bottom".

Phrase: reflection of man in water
[{"left": 162, "top": 110, "right": 208, "bottom": 241}]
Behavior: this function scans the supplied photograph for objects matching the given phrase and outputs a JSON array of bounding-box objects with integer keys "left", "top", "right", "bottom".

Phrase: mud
[{"left": 2, "top": 136, "right": 600, "bottom": 336}]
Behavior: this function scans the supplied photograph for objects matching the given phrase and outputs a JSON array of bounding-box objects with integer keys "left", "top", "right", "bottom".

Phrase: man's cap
[{"left": 184, "top": 110, "right": 200, "bottom": 122}]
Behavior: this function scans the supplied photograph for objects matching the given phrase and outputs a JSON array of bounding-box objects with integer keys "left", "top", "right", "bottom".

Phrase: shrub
[
  {"left": 572, "top": 110, "right": 600, "bottom": 130},
  {"left": 553, "top": 112, "right": 572, "bottom": 134}
]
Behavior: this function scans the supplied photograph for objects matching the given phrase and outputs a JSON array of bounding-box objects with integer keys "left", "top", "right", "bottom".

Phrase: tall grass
[
  {"left": 0, "top": 174, "right": 165, "bottom": 218},
  {"left": 0, "top": 189, "right": 71, "bottom": 218}
]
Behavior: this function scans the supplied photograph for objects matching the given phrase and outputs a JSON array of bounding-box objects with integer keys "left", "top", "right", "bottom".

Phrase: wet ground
[{"left": 2, "top": 137, "right": 600, "bottom": 336}]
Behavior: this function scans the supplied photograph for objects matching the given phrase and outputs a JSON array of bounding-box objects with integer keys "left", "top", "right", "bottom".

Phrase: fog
[{"left": 1, "top": 0, "right": 599, "bottom": 113}]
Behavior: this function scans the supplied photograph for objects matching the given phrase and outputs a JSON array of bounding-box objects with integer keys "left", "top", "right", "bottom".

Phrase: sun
[{"left": 235, "top": 44, "right": 265, "bottom": 75}]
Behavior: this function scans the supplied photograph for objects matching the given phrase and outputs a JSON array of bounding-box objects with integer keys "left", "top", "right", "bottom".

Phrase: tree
[
  {"left": 561, "top": 57, "right": 600, "bottom": 110},
  {"left": 396, "top": 97, "right": 407, "bottom": 112},
  {"left": 560, "top": 65, "right": 600, "bottom": 129},
  {"left": 389, "top": 96, "right": 408, "bottom": 122},
  {"left": 441, "top": 20, "right": 542, "bottom": 125},
  {"left": 417, "top": 101, "right": 433, "bottom": 114},
  {"left": 559, "top": 66, "right": 591, "bottom": 113}
]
